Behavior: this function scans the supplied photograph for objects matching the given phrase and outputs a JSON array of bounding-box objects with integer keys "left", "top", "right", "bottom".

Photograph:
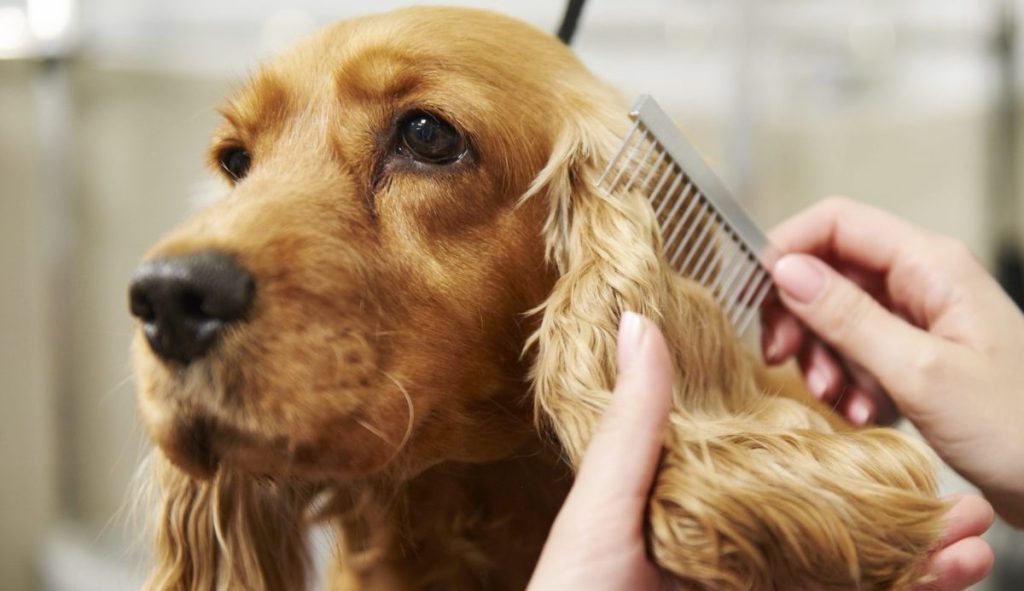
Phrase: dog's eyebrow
[
  {"left": 220, "top": 72, "right": 292, "bottom": 138},
  {"left": 334, "top": 47, "right": 421, "bottom": 104}
]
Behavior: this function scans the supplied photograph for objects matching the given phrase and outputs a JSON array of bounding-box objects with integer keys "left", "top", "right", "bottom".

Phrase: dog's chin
[
  {"left": 153, "top": 415, "right": 221, "bottom": 480},
  {"left": 152, "top": 412, "right": 390, "bottom": 483}
]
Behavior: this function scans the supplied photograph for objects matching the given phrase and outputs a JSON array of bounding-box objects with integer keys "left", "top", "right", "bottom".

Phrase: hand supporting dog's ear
[
  {"left": 529, "top": 312, "right": 673, "bottom": 591},
  {"left": 525, "top": 105, "right": 950, "bottom": 590},
  {"left": 142, "top": 455, "right": 314, "bottom": 591}
]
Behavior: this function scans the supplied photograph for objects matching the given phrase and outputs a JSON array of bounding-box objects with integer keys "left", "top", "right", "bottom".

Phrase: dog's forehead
[
  {"left": 218, "top": 7, "right": 593, "bottom": 150},
  {"left": 278, "top": 7, "right": 577, "bottom": 102}
]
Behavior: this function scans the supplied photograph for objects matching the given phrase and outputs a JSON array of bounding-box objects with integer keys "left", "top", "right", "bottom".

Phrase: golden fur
[{"left": 131, "top": 7, "right": 947, "bottom": 590}]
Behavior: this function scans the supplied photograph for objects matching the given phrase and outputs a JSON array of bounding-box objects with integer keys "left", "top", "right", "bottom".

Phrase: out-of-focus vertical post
[
  {"left": 32, "top": 55, "right": 77, "bottom": 518},
  {"left": 0, "top": 0, "right": 80, "bottom": 552}
]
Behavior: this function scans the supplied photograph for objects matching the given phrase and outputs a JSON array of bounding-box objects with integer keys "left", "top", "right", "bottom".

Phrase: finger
[
  {"left": 798, "top": 340, "right": 844, "bottom": 403},
  {"left": 761, "top": 302, "right": 804, "bottom": 364},
  {"left": 569, "top": 312, "right": 674, "bottom": 514},
  {"left": 834, "top": 261, "right": 887, "bottom": 301},
  {"left": 761, "top": 260, "right": 889, "bottom": 366},
  {"left": 910, "top": 495, "right": 994, "bottom": 591},
  {"left": 771, "top": 253, "right": 948, "bottom": 404},
  {"left": 915, "top": 537, "right": 993, "bottom": 591},
  {"left": 837, "top": 386, "right": 877, "bottom": 426},
  {"left": 828, "top": 362, "right": 902, "bottom": 425},
  {"left": 937, "top": 494, "right": 995, "bottom": 548},
  {"left": 769, "top": 196, "right": 930, "bottom": 274}
]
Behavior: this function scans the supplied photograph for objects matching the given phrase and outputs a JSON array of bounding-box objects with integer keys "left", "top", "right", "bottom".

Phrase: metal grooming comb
[{"left": 598, "top": 95, "right": 780, "bottom": 336}]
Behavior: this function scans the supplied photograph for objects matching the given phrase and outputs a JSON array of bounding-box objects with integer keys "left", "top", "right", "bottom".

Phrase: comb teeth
[{"left": 598, "top": 96, "right": 779, "bottom": 337}]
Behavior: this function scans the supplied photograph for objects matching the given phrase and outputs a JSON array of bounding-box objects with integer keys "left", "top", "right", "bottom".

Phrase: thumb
[
  {"left": 569, "top": 312, "right": 673, "bottom": 514},
  {"left": 771, "top": 254, "right": 937, "bottom": 401}
]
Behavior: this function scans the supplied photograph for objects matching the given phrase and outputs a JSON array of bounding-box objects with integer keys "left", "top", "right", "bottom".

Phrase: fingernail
[
  {"left": 774, "top": 255, "right": 826, "bottom": 304},
  {"left": 848, "top": 397, "right": 871, "bottom": 426},
  {"left": 618, "top": 311, "right": 646, "bottom": 371},
  {"left": 807, "top": 369, "right": 828, "bottom": 399}
]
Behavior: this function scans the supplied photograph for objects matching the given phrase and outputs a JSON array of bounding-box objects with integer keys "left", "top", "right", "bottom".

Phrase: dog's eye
[
  {"left": 398, "top": 112, "right": 466, "bottom": 164},
  {"left": 219, "top": 147, "right": 252, "bottom": 181}
]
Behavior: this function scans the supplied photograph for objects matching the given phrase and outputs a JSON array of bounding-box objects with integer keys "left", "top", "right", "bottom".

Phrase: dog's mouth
[
  {"left": 133, "top": 307, "right": 412, "bottom": 482},
  {"left": 154, "top": 407, "right": 393, "bottom": 482}
]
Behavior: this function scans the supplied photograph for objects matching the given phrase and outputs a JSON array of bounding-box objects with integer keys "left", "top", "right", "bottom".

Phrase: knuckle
[
  {"left": 898, "top": 342, "right": 949, "bottom": 409},
  {"left": 934, "top": 236, "right": 976, "bottom": 268},
  {"left": 915, "top": 235, "right": 984, "bottom": 288},
  {"left": 819, "top": 195, "right": 853, "bottom": 216},
  {"left": 909, "top": 344, "right": 946, "bottom": 389},
  {"left": 909, "top": 342, "right": 943, "bottom": 381}
]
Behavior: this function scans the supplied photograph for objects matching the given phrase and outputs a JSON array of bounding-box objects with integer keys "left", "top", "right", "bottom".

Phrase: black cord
[{"left": 557, "top": 0, "right": 588, "bottom": 45}]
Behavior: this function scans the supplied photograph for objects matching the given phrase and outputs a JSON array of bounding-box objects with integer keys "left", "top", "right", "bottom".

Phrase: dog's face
[{"left": 130, "top": 8, "right": 601, "bottom": 482}]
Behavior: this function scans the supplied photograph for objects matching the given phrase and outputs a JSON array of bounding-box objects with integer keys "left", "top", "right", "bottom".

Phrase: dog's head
[{"left": 130, "top": 7, "right": 624, "bottom": 485}]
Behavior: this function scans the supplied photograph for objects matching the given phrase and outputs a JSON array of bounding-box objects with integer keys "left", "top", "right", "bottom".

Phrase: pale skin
[{"left": 531, "top": 195, "right": 1023, "bottom": 590}]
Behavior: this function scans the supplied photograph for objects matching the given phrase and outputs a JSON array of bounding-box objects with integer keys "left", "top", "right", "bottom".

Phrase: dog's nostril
[
  {"left": 128, "top": 250, "right": 255, "bottom": 365},
  {"left": 129, "top": 289, "right": 157, "bottom": 323}
]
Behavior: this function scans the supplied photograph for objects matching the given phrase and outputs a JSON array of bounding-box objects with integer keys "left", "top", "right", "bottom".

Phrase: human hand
[
  {"left": 530, "top": 311, "right": 994, "bottom": 590},
  {"left": 528, "top": 312, "right": 672, "bottom": 591},
  {"left": 761, "top": 196, "right": 1024, "bottom": 526}
]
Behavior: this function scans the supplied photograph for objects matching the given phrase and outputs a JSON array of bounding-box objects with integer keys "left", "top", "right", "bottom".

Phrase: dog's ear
[
  {"left": 141, "top": 454, "right": 314, "bottom": 591},
  {"left": 522, "top": 103, "right": 677, "bottom": 464},
  {"left": 525, "top": 107, "right": 949, "bottom": 589},
  {"left": 522, "top": 104, "right": 752, "bottom": 462}
]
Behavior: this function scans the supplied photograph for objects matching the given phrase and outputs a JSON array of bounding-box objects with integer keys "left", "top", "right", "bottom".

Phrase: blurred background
[{"left": 2, "top": 0, "right": 1023, "bottom": 589}]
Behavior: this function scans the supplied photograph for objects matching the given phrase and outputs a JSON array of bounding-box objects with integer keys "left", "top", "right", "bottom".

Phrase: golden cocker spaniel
[{"left": 129, "top": 7, "right": 946, "bottom": 590}]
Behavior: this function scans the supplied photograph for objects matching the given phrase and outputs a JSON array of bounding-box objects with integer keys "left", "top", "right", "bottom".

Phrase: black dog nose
[{"left": 129, "top": 250, "right": 255, "bottom": 365}]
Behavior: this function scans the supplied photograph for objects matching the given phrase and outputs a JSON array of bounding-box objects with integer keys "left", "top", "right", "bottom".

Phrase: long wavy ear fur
[
  {"left": 526, "top": 102, "right": 949, "bottom": 590},
  {"left": 141, "top": 453, "right": 314, "bottom": 591}
]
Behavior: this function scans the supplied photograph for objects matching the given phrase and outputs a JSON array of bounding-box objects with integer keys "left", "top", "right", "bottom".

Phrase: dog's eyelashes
[
  {"left": 219, "top": 147, "right": 252, "bottom": 181},
  {"left": 397, "top": 112, "right": 466, "bottom": 164}
]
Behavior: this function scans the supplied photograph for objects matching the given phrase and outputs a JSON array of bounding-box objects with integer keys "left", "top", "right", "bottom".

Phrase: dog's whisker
[
  {"left": 378, "top": 370, "right": 415, "bottom": 465},
  {"left": 100, "top": 371, "right": 136, "bottom": 405},
  {"left": 353, "top": 417, "right": 395, "bottom": 447}
]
